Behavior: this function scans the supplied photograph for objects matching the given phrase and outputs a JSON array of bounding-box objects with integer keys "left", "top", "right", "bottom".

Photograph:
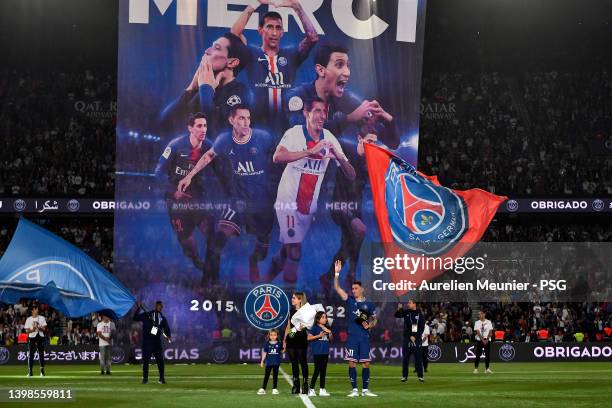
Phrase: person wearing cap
[
  {"left": 96, "top": 314, "right": 116, "bottom": 375},
  {"left": 134, "top": 300, "right": 172, "bottom": 384},
  {"left": 24, "top": 304, "right": 47, "bottom": 377}
]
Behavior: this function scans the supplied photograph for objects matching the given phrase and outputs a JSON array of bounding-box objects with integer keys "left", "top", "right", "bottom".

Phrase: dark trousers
[
  {"left": 311, "top": 354, "right": 328, "bottom": 389},
  {"left": 28, "top": 336, "right": 45, "bottom": 372},
  {"left": 262, "top": 365, "right": 279, "bottom": 389},
  {"left": 402, "top": 339, "right": 423, "bottom": 378},
  {"left": 421, "top": 345, "right": 429, "bottom": 371},
  {"left": 142, "top": 344, "right": 165, "bottom": 380},
  {"left": 474, "top": 340, "right": 491, "bottom": 369},
  {"left": 287, "top": 347, "right": 308, "bottom": 384}
]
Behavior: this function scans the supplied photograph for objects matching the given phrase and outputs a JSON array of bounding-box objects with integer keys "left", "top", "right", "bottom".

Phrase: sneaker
[
  {"left": 485, "top": 368, "right": 493, "bottom": 374},
  {"left": 257, "top": 388, "right": 266, "bottom": 395},
  {"left": 158, "top": 379, "right": 166, "bottom": 384},
  {"left": 308, "top": 389, "right": 316, "bottom": 397},
  {"left": 40, "top": 368, "right": 45, "bottom": 377},
  {"left": 106, "top": 371, "right": 111, "bottom": 375},
  {"left": 362, "top": 389, "right": 378, "bottom": 397},
  {"left": 27, "top": 371, "right": 33, "bottom": 377},
  {"left": 347, "top": 389, "right": 359, "bottom": 397},
  {"left": 142, "top": 379, "right": 148, "bottom": 384},
  {"left": 272, "top": 389, "right": 279, "bottom": 395},
  {"left": 418, "top": 377, "right": 425, "bottom": 383},
  {"left": 401, "top": 377, "right": 407, "bottom": 382},
  {"left": 101, "top": 370, "right": 105, "bottom": 375},
  {"left": 319, "top": 389, "right": 330, "bottom": 396},
  {"left": 473, "top": 368, "right": 479, "bottom": 374}
]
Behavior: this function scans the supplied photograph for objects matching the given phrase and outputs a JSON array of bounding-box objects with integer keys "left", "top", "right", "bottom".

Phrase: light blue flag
[{"left": 0, "top": 218, "right": 135, "bottom": 319}]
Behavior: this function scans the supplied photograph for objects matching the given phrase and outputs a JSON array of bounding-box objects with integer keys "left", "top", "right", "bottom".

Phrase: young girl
[
  {"left": 307, "top": 311, "right": 332, "bottom": 396},
  {"left": 258, "top": 329, "right": 281, "bottom": 395}
]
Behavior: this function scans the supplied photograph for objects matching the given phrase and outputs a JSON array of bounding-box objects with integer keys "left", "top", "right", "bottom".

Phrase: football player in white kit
[{"left": 266, "top": 97, "right": 355, "bottom": 283}]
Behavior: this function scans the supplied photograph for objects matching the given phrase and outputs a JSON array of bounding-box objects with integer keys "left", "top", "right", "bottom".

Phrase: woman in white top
[
  {"left": 24, "top": 304, "right": 47, "bottom": 377},
  {"left": 473, "top": 311, "right": 493, "bottom": 374}
]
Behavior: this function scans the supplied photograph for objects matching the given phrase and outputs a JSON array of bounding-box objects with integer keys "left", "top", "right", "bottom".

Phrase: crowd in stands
[
  {"left": 0, "top": 69, "right": 116, "bottom": 197},
  {"left": 418, "top": 70, "right": 612, "bottom": 196},
  {"left": 3, "top": 298, "right": 609, "bottom": 348},
  {"left": 1, "top": 68, "right": 610, "bottom": 197},
  {"left": 0, "top": 299, "right": 107, "bottom": 346}
]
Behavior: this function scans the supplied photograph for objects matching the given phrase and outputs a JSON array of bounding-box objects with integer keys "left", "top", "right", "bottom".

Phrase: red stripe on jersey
[
  {"left": 190, "top": 147, "right": 202, "bottom": 162},
  {"left": 295, "top": 139, "right": 324, "bottom": 214},
  {"left": 268, "top": 55, "right": 279, "bottom": 112},
  {"left": 296, "top": 172, "right": 318, "bottom": 215}
]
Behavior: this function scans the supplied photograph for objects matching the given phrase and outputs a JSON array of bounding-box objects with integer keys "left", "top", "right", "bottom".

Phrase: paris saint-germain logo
[
  {"left": 385, "top": 158, "right": 468, "bottom": 255},
  {"left": 244, "top": 284, "right": 289, "bottom": 330},
  {"left": 0, "top": 347, "right": 10, "bottom": 364}
]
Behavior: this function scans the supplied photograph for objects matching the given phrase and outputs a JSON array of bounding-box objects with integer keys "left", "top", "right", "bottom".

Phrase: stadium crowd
[
  {"left": 418, "top": 70, "right": 612, "bottom": 196},
  {"left": 1, "top": 69, "right": 610, "bottom": 197},
  {"left": 2, "top": 297, "right": 611, "bottom": 348},
  {"left": 1, "top": 60, "right": 611, "bottom": 349},
  {"left": 0, "top": 69, "right": 116, "bottom": 197}
]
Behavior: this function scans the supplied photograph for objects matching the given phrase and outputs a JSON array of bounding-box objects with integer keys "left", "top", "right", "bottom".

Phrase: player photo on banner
[{"left": 116, "top": 0, "right": 426, "bottom": 349}]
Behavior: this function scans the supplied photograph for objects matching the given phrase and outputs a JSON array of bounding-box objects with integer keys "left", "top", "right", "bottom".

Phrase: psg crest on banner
[
  {"left": 244, "top": 284, "right": 289, "bottom": 330},
  {"left": 385, "top": 157, "right": 468, "bottom": 256}
]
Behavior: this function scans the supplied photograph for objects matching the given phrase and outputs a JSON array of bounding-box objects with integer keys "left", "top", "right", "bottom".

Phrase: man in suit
[{"left": 134, "top": 301, "right": 171, "bottom": 384}]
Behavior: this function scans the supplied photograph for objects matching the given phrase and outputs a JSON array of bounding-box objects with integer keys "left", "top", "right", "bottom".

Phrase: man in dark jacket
[
  {"left": 134, "top": 301, "right": 172, "bottom": 384},
  {"left": 395, "top": 299, "right": 425, "bottom": 383}
]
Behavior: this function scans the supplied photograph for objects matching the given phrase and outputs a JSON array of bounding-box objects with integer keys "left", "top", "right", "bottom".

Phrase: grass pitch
[{"left": 1, "top": 362, "right": 611, "bottom": 408}]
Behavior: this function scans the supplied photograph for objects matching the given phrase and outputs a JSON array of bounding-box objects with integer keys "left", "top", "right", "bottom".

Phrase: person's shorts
[
  {"left": 275, "top": 207, "right": 313, "bottom": 244},
  {"left": 218, "top": 199, "right": 274, "bottom": 241},
  {"left": 168, "top": 199, "right": 211, "bottom": 238},
  {"left": 344, "top": 335, "right": 371, "bottom": 362}
]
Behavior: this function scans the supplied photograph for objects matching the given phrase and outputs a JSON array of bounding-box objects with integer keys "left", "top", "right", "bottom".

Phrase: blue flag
[{"left": 0, "top": 218, "right": 135, "bottom": 319}]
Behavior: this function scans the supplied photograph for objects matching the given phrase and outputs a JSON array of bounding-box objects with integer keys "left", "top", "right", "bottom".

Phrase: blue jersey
[
  {"left": 347, "top": 296, "right": 376, "bottom": 338},
  {"left": 241, "top": 44, "right": 312, "bottom": 122},
  {"left": 308, "top": 325, "right": 330, "bottom": 356},
  {"left": 155, "top": 135, "right": 212, "bottom": 199},
  {"left": 263, "top": 341, "right": 282, "bottom": 366},
  {"left": 212, "top": 129, "right": 275, "bottom": 202},
  {"left": 159, "top": 80, "right": 252, "bottom": 136},
  {"left": 284, "top": 81, "right": 362, "bottom": 136}
]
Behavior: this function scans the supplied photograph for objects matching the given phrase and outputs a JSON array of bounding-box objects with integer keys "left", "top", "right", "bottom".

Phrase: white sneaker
[
  {"left": 272, "top": 389, "right": 279, "bottom": 395},
  {"left": 257, "top": 388, "right": 266, "bottom": 395},
  {"left": 319, "top": 388, "right": 330, "bottom": 396},
  {"left": 347, "top": 389, "right": 359, "bottom": 397},
  {"left": 362, "top": 389, "right": 378, "bottom": 397},
  {"left": 308, "top": 389, "right": 316, "bottom": 397},
  {"left": 473, "top": 368, "right": 479, "bottom": 374},
  {"left": 485, "top": 368, "right": 493, "bottom": 374}
]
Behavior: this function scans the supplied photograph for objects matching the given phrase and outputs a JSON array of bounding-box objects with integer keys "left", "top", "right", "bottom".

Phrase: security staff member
[
  {"left": 134, "top": 301, "right": 172, "bottom": 384},
  {"left": 395, "top": 299, "right": 425, "bottom": 383},
  {"left": 24, "top": 304, "right": 46, "bottom": 377},
  {"left": 473, "top": 311, "right": 493, "bottom": 374}
]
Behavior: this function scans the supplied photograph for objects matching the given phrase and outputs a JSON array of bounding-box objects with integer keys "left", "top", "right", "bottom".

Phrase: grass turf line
[{"left": 0, "top": 362, "right": 610, "bottom": 408}]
